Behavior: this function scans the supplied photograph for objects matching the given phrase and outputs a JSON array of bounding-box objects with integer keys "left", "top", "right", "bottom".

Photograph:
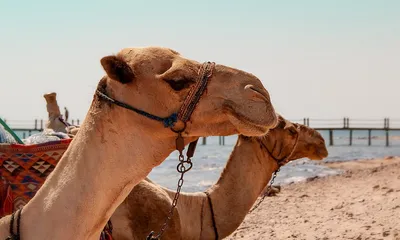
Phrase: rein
[
  {"left": 249, "top": 127, "right": 300, "bottom": 213},
  {"left": 58, "top": 116, "right": 71, "bottom": 128},
  {"left": 6, "top": 209, "right": 21, "bottom": 240}
]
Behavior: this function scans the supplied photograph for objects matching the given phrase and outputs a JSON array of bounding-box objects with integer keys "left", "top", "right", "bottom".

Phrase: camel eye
[{"left": 164, "top": 79, "right": 195, "bottom": 91}]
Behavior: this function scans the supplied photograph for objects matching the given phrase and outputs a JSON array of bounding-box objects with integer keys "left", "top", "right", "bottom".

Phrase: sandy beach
[{"left": 227, "top": 157, "right": 400, "bottom": 240}]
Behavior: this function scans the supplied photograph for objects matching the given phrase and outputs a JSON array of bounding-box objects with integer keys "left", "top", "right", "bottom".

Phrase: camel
[
  {"left": 43, "top": 92, "right": 80, "bottom": 137},
  {"left": 43, "top": 92, "right": 69, "bottom": 133},
  {"left": 0, "top": 46, "right": 277, "bottom": 240},
  {"left": 110, "top": 116, "right": 328, "bottom": 240}
]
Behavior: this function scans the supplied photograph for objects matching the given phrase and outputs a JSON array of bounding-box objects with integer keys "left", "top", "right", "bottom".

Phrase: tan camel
[
  {"left": 43, "top": 92, "right": 69, "bottom": 133},
  {"left": 43, "top": 92, "right": 80, "bottom": 137},
  {"left": 0, "top": 46, "right": 277, "bottom": 240},
  {"left": 110, "top": 116, "right": 328, "bottom": 240}
]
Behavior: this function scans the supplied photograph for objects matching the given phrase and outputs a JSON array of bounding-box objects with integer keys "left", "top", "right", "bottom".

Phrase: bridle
[
  {"left": 103, "top": 61, "right": 216, "bottom": 240},
  {"left": 97, "top": 61, "right": 216, "bottom": 131},
  {"left": 98, "top": 61, "right": 216, "bottom": 240},
  {"left": 4, "top": 62, "right": 216, "bottom": 240},
  {"left": 248, "top": 126, "right": 300, "bottom": 213},
  {"left": 100, "top": 61, "right": 216, "bottom": 240},
  {"left": 262, "top": 127, "right": 300, "bottom": 167}
]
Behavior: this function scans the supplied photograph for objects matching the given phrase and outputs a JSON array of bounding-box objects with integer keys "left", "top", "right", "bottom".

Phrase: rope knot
[{"left": 163, "top": 113, "right": 178, "bottom": 128}]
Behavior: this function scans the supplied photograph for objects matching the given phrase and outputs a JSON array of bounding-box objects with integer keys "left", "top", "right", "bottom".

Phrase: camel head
[
  {"left": 98, "top": 47, "right": 277, "bottom": 139},
  {"left": 259, "top": 115, "right": 328, "bottom": 164},
  {"left": 43, "top": 92, "right": 61, "bottom": 118},
  {"left": 43, "top": 92, "right": 69, "bottom": 133},
  {"left": 43, "top": 92, "right": 57, "bottom": 104}
]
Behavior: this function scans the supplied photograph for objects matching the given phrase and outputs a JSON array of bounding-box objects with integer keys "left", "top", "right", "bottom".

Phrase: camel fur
[
  {"left": 0, "top": 46, "right": 277, "bottom": 240},
  {"left": 110, "top": 115, "right": 328, "bottom": 239}
]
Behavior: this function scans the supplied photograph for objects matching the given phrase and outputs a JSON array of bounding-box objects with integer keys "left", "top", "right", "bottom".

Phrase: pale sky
[{"left": 1, "top": 0, "right": 399, "bottom": 125}]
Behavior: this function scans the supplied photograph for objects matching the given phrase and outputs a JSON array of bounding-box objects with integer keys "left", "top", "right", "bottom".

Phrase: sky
[{"left": 0, "top": 0, "right": 399, "bottom": 126}]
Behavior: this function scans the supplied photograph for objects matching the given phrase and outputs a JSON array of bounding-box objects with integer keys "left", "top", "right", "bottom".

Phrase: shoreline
[{"left": 228, "top": 157, "right": 400, "bottom": 239}]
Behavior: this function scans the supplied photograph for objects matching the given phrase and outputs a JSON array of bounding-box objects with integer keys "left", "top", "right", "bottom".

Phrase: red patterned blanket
[
  {"left": 0, "top": 139, "right": 72, "bottom": 211},
  {"left": 0, "top": 139, "right": 112, "bottom": 239}
]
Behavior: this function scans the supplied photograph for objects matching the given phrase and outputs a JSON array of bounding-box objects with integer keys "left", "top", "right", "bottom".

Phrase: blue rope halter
[
  {"left": 96, "top": 61, "right": 215, "bottom": 129},
  {"left": 96, "top": 90, "right": 178, "bottom": 128}
]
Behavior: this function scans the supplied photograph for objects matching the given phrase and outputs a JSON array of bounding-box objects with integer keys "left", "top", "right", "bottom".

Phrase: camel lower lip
[
  {"left": 223, "top": 103, "right": 276, "bottom": 133},
  {"left": 315, "top": 152, "right": 328, "bottom": 160}
]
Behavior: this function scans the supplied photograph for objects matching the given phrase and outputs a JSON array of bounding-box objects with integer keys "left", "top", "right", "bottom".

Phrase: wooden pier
[
  {"left": 308, "top": 118, "right": 399, "bottom": 147},
  {"left": 3, "top": 118, "right": 400, "bottom": 147}
]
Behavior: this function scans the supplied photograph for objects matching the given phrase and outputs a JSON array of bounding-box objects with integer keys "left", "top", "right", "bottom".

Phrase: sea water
[
  {"left": 12, "top": 129, "right": 400, "bottom": 192},
  {"left": 148, "top": 130, "right": 400, "bottom": 192}
]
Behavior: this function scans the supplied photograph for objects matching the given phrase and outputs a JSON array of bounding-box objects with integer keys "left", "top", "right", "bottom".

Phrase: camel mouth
[
  {"left": 223, "top": 103, "right": 277, "bottom": 136},
  {"left": 309, "top": 155, "right": 324, "bottom": 161},
  {"left": 312, "top": 149, "right": 328, "bottom": 160}
]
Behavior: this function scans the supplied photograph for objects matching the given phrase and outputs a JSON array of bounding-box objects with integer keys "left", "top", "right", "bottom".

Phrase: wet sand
[{"left": 228, "top": 157, "right": 400, "bottom": 240}]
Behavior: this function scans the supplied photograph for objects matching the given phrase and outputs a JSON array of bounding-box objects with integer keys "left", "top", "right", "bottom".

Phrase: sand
[{"left": 227, "top": 157, "right": 400, "bottom": 240}]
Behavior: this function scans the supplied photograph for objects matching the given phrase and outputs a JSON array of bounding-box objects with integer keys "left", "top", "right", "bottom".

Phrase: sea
[{"left": 13, "top": 129, "right": 400, "bottom": 192}]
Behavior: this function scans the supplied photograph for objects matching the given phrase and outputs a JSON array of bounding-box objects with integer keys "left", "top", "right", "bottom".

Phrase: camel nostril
[{"left": 244, "top": 85, "right": 270, "bottom": 102}]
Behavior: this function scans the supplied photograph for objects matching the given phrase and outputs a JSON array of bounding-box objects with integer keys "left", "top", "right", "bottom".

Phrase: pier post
[
  {"left": 72, "top": 119, "right": 75, "bottom": 125},
  {"left": 303, "top": 118, "right": 306, "bottom": 125},
  {"left": 306, "top": 118, "right": 310, "bottom": 126},
  {"left": 219, "top": 136, "right": 221, "bottom": 145},
  {"left": 202, "top": 137, "right": 206, "bottom": 145},
  {"left": 368, "top": 130, "right": 371, "bottom": 146},
  {"left": 40, "top": 119, "right": 43, "bottom": 130},
  {"left": 343, "top": 118, "right": 346, "bottom": 128},
  {"left": 34, "top": 119, "right": 38, "bottom": 130},
  {"left": 346, "top": 118, "right": 350, "bottom": 128},
  {"left": 329, "top": 130, "right": 333, "bottom": 146},
  {"left": 349, "top": 130, "right": 353, "bottom": 146},
  {"left": 77, "top": 119, "right": 80, "bottom": 125},
  {"left": 386, "top": 130, "right": 389, "bottom": 147}
]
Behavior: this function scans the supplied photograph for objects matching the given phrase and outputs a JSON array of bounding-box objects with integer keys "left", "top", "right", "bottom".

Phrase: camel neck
[
  {"left": 206, "top": 137, "right": 277, "bottom": 239},
  {"left": 0, "top": 102, "right": 177, "bottom": 240}
]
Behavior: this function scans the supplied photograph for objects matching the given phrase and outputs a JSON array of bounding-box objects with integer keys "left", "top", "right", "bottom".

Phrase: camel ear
[{"left": 100, "top": 55, "right": 134, "bottom": 84}]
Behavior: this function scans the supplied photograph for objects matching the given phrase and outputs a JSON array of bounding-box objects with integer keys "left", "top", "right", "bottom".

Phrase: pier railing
[
  {"left": 289, "top": 118, "right": 400, "bottom": 129},
  {"left": 3, "top": 118, "right": 400, "bottom": 147}
]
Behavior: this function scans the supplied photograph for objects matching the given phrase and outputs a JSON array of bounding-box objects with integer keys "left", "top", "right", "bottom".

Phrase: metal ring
[
  {"left": 177, "top": 161, "right": 193, "bottom": 173},
  {"left": 171, "top": 121, "right": 187, "bottom": 133}
]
